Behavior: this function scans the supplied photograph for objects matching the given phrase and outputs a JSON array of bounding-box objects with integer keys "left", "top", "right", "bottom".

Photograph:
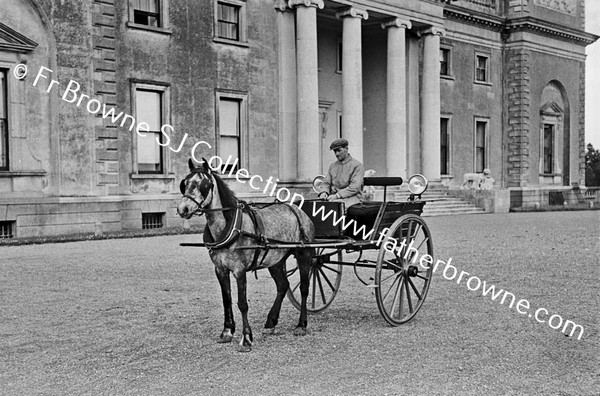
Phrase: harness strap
[
  {"left": 203, "top": 206, "right": 243, "bottom": 250},
  {"left": 242, "top": 204, "right": 269, "bottom": 272},
  {"left": 284, "top": 204, "right": 310, "bottom": 243}
]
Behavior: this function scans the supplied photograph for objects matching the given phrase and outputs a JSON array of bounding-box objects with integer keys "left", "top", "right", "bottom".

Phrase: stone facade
[{"left": 0, "top": 0, "right": 597, "bottom": 237}]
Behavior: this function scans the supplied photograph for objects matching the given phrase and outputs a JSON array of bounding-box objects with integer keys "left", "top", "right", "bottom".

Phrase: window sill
[
  {"left": 540, "top": 173, "right": 561, "bottom": 177},
  {"left": 474, "top": 80, "right": 493, "bottom": 87},
  {"left": 131, "top": 173, "right": 176, "bottom": 180},
  {"left": 441, "top": 174, "right": 454, "bottom": 179},
  {"left": 441, "top": 75, "right": 454, "bottom": 81},
  {"left": 0, "top": 171, "right": 46, "bottom": 178},
  {"left": 213, "top": 37, "right": 249, "bottom": 48},
  {"left": 126, "top": 22, "right": 173, "bottom": 35}
]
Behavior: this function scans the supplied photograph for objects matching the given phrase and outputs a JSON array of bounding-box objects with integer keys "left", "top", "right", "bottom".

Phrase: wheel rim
[
  {"left": 286, "top": 248, "right": 343, "bottom": 313},
  {"left": 375, "top": 214, "right": 433, "bottom": 325}
]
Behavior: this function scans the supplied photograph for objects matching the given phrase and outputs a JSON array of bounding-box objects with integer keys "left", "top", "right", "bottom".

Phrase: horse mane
[{"left": 211, "top": 172, "right": 239, "bottom": 223}]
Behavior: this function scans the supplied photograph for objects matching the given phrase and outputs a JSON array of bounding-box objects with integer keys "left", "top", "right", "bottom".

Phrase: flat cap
[{"left": 329, "top": 138, "right": 349, "bottom": 150}]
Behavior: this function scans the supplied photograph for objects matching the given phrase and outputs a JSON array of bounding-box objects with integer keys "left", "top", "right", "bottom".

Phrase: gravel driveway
[{"left": 1, "top": 211, "right": 598, "bottom": 395}]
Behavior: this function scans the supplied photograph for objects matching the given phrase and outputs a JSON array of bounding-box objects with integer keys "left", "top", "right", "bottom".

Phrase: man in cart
[{"left": 320, "top": 138, "right": 364, "bottom": 209}]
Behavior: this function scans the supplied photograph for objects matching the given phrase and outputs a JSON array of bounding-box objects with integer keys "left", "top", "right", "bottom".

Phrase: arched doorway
[{"left": 539, "top": 81, "right": 570, "bottom": 186}]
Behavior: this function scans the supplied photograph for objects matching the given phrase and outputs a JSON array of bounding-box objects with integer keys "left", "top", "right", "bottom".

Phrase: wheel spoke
[
  {"left": 317, "top": 267, "right": 336, "bottom": 292},
  {"left": 391, "top": 275, "right": 404, "bottom": 319},
  {"left": 380, "top": 270, "right": 400, "bottom": 285},
  {"left": 384, "top": 259, "right": 402, "bottom": 271},
  {"left": 321, "top": 264, "right": 341, "bottom": 274},
  {"left": 398, "top": 276, "right": 406, "bottom": 319},
  {"left": 416, "top": 274, "right": 429, "bottom": 281},
  {"left": 311, "top": 269, "right": 317, "bottom": 309},
  {"left": 290, "top": 280, "right": 300, "bottom": 294},
  {"left": 316, "top": 269, "right": 327, "bottom": 304},
  {"left": 407, "top": 278, "right": 423, "bottom": 300},
  {"left": 382, "top": 273, "right": 401, "bottom": 302},
  {"left": 410, "top": 222, "right": 422, "bottom": 240},
  {"left": 406, "top": 280, "right": 414, "bottom": 314},
  {"left": 286, "top": 266, "right": 298, "bottom": 277},
  {"left": 412, "top": 235, "right": 429, "bottom": 252}
]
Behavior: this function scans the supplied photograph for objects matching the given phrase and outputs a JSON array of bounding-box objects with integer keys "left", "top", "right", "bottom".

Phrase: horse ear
[
  {"left": 201, "top": 158, "right": 210, "bottom": 173},
  {"left": 188, "top": 158, "right": 195, "bottom": 171}
]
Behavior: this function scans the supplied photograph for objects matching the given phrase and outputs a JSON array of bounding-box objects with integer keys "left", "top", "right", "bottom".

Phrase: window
[
  {"left": 214, "top": 1, "right": 246, "bottom": 44},
  {"left": 216, "top": 92, "right": 247, "bottom": 174},
  {"left": 336, "top": 40, "right": 343, "bottom": 73},
  {"left": 0, "top": 69, "right": 8, "bottom": 170},
  {"left": 440, "top": 48, "right": 451, "bottom": 76},
  {"left": 440, "top": 118, "right": 450, "bottom": 175},
  {"left": 0, "top": 221, "right": 14, "bottom": 238},
  {"left": 543, "top": 124, "right": 553, "bottom": 174},
  {"left": 217, "top": 3, "right": 239, "bottom": 40},
  {"left": 132, "top": 0, "right": 160, "bottom": 27},
  {"left": 134, "top": 87, "right": 166, "bottom": 173},
  {"left": 475, "top": 120, "right": 487, "bottom": 173},
  {"left": 475, "top": 54, "right": 489, "bottom": 83},
  {"left": 128, "top": 0, "right": 170, "bottom": 32},
  {"left": 142, "top": 212, "right": 164, "bottom": 229}
]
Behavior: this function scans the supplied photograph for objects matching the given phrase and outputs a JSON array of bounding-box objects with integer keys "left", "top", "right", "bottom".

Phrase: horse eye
[{"left": 179, "top": 180, "right": 186, "bottom": 195}]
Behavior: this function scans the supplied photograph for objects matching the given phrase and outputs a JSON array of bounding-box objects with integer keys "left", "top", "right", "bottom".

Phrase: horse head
[{"left": 177, "top": 158, "right": 215, "bottom": 219}]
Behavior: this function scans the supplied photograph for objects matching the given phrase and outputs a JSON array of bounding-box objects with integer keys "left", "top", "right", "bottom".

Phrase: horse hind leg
[
  {"left": 215, "top": 267, "right": 235, "bottom": 343},
  {"left": 293, "top": 248, "right": 313, "bottom": 336},
  {"left": 233, "top": 271, "right": 253, "bottom": 352},
  {"left": 264, "top": 260, "right": 290, "bottom": 334}
]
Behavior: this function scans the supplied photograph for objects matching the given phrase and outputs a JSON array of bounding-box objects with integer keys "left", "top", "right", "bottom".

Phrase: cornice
[
  {"left": 443, "top": 8, "right": 505, "bottom": 32},
  {"left": 504, "top": 17, "right": 599, "bottom": 46},
  {"left": 444, "top": 8, "right": 598, "bottom": 46}
]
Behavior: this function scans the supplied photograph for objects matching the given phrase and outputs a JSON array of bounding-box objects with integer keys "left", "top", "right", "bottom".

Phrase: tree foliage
[{"left": 586, "top": 144, "right": 600, "bottom": 186}]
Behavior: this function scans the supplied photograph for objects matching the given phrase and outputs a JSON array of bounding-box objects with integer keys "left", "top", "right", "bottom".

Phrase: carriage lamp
[
  {"left": 408, "top": 174, "right": 428, "bottom": 197},
  {"left": 312, "top": 175, "right": 329, "bottom": 198}
]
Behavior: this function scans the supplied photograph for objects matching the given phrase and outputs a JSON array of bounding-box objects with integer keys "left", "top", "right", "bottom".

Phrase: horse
[{"left": 177, "top": 158, "right": 315, "bottom": 352}]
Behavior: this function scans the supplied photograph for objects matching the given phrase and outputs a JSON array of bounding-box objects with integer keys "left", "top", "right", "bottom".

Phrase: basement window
[
  {"left": 0, "top": 221, "right": 15, "bottom": 238},
  {"left": 142, "top": 212, "right": 164, "bottom": 229}
]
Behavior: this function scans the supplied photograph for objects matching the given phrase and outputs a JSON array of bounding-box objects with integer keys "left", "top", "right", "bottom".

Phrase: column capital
[
  {"left": 335, "top": 7, "right": 369, "bottom": 20},
  {"left": 418, "top": 26, "right": 446, "bottom": 37},
  {"left": 381, "top": 18, "right": 411, "bottom": 30},
  {"left": 288, "top": 0, "right": 324, "bottom": 9},
  {"left": 274, "top": 0, "right": 290, "bottom": 12}
]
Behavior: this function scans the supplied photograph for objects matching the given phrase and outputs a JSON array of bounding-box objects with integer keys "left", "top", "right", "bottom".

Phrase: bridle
[{"left": 180, "top": 169, "right": 236, "bottom": 216}]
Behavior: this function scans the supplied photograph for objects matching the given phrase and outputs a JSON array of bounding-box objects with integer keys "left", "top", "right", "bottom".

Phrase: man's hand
[
  {"left": 327, "top": 193, "right": 339, "bottom": 201},
  {"left": 318, "top": 192, "right": 329, "bottom": 200}
]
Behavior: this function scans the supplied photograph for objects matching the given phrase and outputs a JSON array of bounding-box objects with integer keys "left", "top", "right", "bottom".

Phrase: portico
[{"left": 276, "top": 0, "right": 445, "bottom": 182}]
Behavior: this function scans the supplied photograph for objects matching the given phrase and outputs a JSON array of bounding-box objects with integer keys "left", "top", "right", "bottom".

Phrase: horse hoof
[
  {"left": 238, "top": 345, "right": 252, "bottom": 353},
  {"left": 262, "top": 327, "right": 276, "bottom": 335},
  {"left": 293, "top": 327, "right": 307, "bottom": 336},
  {"left": 217, "top": 335, "right": 233, "bottom": 343}
]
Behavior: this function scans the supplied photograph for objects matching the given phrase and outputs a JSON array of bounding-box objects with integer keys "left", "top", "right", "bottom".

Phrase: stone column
[
  {"left": 382, "top": 18, "right": 411, "bottom": 178},
  {"left": 289, "top": 0, "right": 323, "bottom": 180},
  {"left": 275, "top": 1, "right": 297, "bottom": 180},
  {"left": 419, "top": 27, "right": 445, "bottom": 181},
  {"left": 336, "top": 7, "right": 368, "bottom": 163}
]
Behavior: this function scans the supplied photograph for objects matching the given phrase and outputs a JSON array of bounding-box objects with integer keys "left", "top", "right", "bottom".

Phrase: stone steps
[
  {"left": 235, "top": 185, "right": 489, "bottom": 217},
  {"left": 371, "top": 186, "right": 488, "bottom": 217}
]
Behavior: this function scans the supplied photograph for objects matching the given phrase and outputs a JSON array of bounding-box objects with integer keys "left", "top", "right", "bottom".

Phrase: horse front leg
[
  {"left": 234, "top": 271, "right": 253, "bottom": 352},
  {"left": 215, "top": 266, "right": 235, "bottom": 343},
  {"left": 294, "top": 249, "right": 313, "bottom": 336}
]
